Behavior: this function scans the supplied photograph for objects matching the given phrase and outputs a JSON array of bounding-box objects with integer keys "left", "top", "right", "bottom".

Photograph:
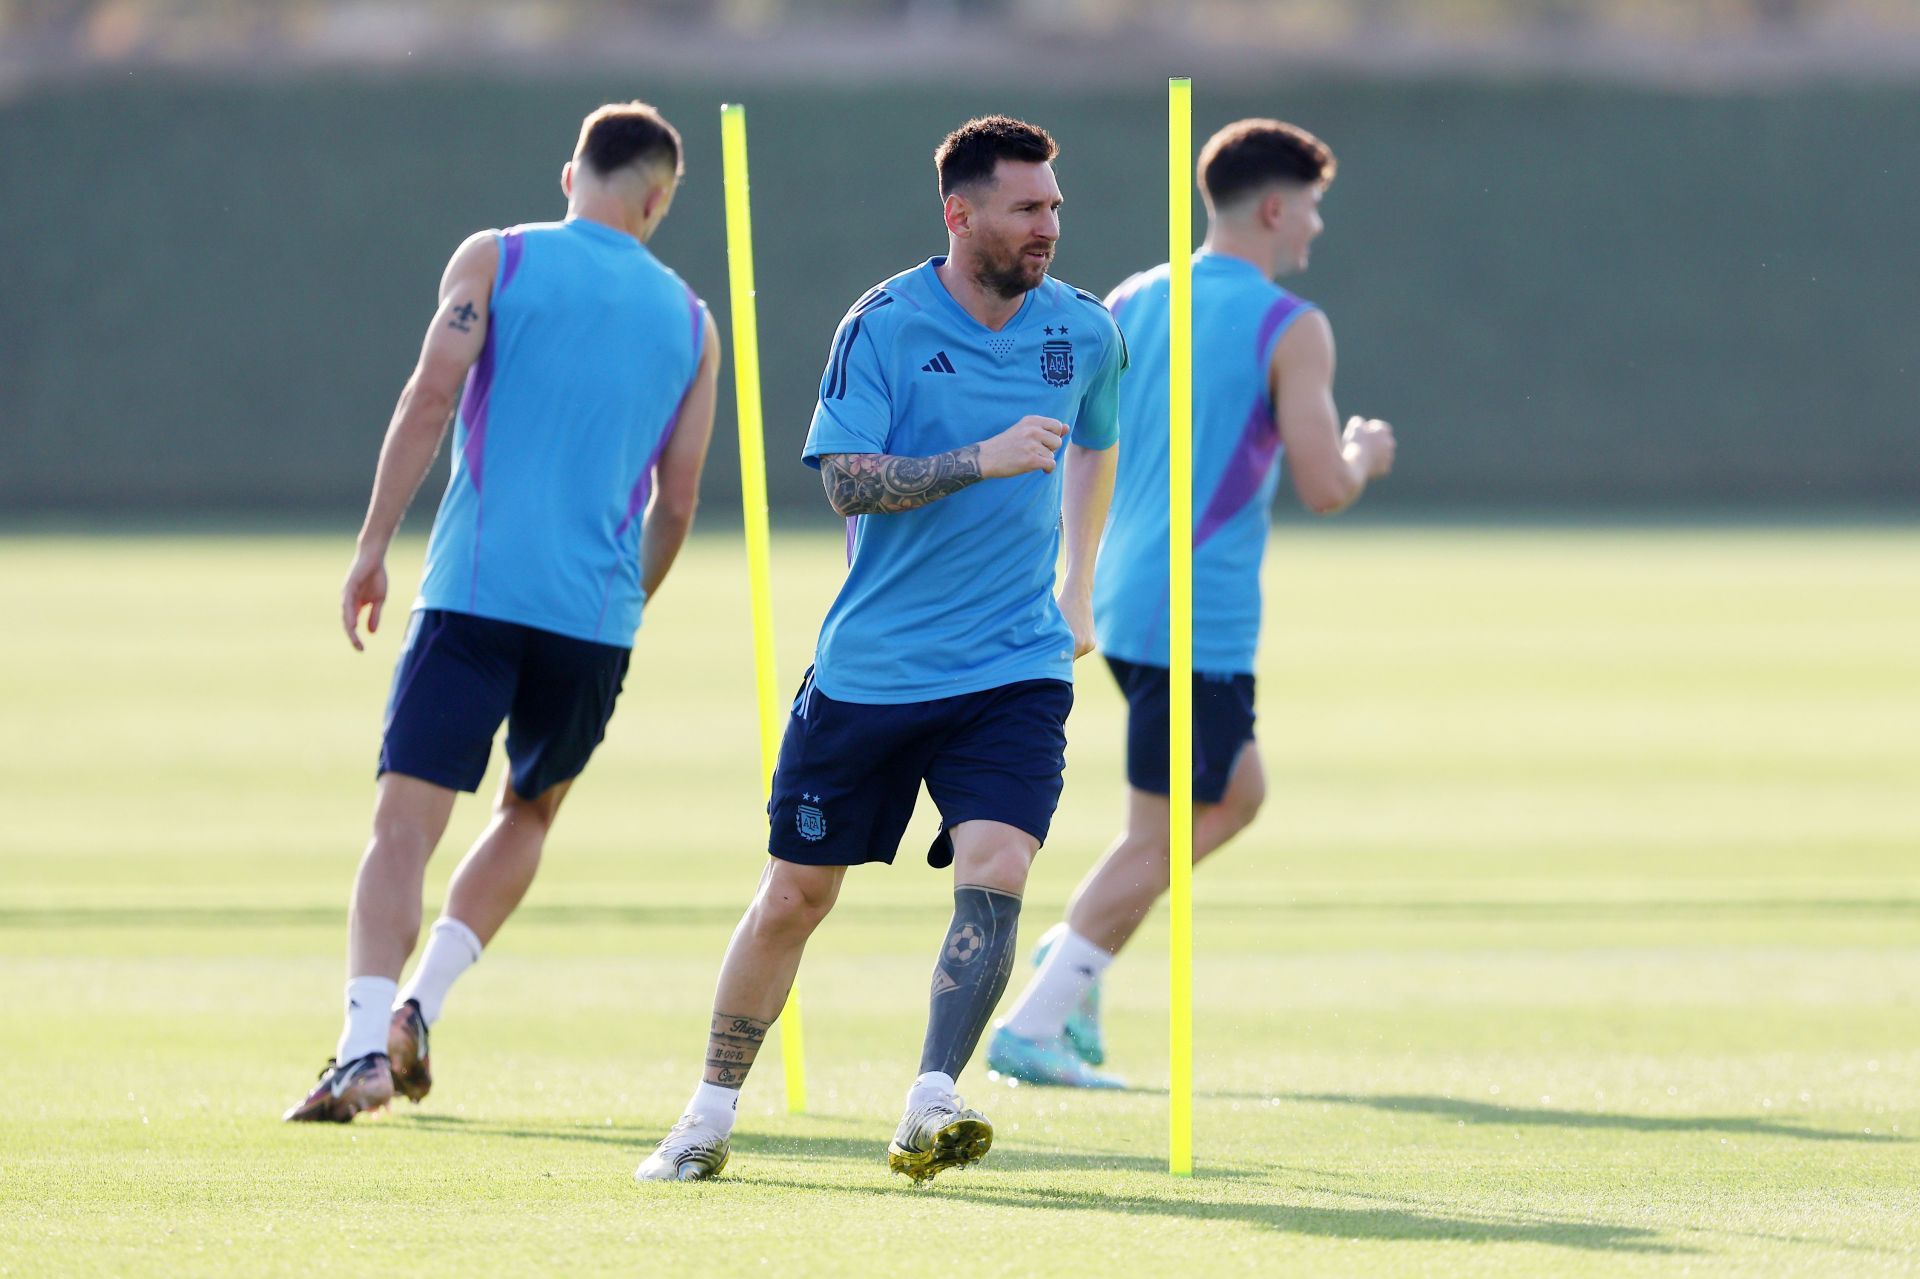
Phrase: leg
[
  {"left": 992, "top": 746, "right": 1264, "bottom": 1082},
  {"left": 884, "top": 820, "right": 1032, "bottom": 1183},
  {"left": 637, "top": 858, "right": 842, "bottom": 1181},
  {"left": 390, "top": 776, "right": 572, "bottom": 1098},
  {"left": 708, "top": 857, "right": 845, "bottom": 1053},
  {"left": 918, "top": 820, "right": 1036, "bottom": 1080},
  {"left": 285, "top": 611, "right": 509, "bottom": 1122},
  {"left": 986, "top": 790, "right": 1166, "bottom": 1080},
  {"left": 284, "top": 773, "right": 455, "bottom": 1122},
  {"left": 347, "top": 773, "right": 459, "bottom": 979},
  {"left": 1066, "top": 742, "right": 1267, "bottom": 956},
  {"left": 399, "top": 624, "right": 623, "bottom": 1031},
  {"left": 915, "top": 676, "right": 1072, "bottom": 1086},
  {"left": 440, "top": 774, "right": 572, "bottom": 946},
  {"left": 1194, "top": 740, "right": 1267, "bottom": 868},
  {"left": 1063, "top": 788, "right": 1172, "bottom": 955}
]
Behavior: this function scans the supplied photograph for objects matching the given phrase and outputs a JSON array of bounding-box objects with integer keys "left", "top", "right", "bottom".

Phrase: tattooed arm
[
  {"left": 341, "top": 229, "right": 497, "bottom": 651},
  {"left": 817, "top": 414, "right": 1070, "bottom": 517},
  {"left": 818, "top": 447, "right": 982, "bottom": 516}
]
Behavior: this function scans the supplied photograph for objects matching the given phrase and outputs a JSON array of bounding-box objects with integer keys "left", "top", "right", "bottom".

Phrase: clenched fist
[
  {"left": 978, "top": 415, "right": 1069, "bottom": 479},
  {"left": 1343, "top": 416, "right": 1396, "bottom": 479}
]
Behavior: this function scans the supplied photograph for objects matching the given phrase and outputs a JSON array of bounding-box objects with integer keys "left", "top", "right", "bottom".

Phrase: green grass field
[{"left": 2, "top": 525, "right": 1917, "bottom": 1276}]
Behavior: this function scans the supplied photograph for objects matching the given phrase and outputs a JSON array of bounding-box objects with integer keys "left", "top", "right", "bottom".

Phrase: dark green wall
[{"left": 3, "top": 72, "right": 1915, "bottom": 516}]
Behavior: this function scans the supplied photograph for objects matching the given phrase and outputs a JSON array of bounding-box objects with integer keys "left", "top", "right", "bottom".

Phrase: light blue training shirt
[
  {"left": 802, "top": 258, "right": 1127, "bottom": 703},
  {"left": 1093, "top": 251, "right": 1318, "bottom": 674},
  {"left": 416, "top": 218, "right": 706, "bottom": 647}
]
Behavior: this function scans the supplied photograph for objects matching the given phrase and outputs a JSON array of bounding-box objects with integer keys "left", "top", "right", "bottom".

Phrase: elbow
[
  {"left": 654, "top": 490, "right": 699, "bottom": 528},
  {"left": 404, "top": 378, "right": 457, "bottom": 425},
  {"left": 821, "top": 481, "right": 867, "bottom": 519},
  {"left": 1299, "top": 479, "right": 1357, "bottom": 516}
]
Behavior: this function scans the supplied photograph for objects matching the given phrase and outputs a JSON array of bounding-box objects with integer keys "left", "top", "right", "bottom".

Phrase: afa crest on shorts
[
  {"left": 1041, "top": 335, "right": 1074, "bottom": 387},
  {"left": 796, "top": 795, "right": 827, "bottom": 842}
]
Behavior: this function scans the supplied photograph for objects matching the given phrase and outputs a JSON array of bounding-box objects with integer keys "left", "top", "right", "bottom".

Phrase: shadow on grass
[
  {"left": 1271, "top": 1092, "right": 1906, "bottom": 1144},
  {"left": 395, "top": 1115, "right": 1688, "bottom": 1254},
  {"left": 733, "top": 1131, "right": 1293, "bottom": 1179},
  {"left": 400, "top": 1114, "right": 1254, "bottom": 1177},
  {"left": 742, "top": 1170, "right": 1683, "bottom": 1254}
]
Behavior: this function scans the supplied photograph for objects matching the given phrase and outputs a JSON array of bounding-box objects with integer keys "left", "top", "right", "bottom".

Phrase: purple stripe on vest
[
  {"left": 613, "top": 290, "right": 708, "bottom": 537},
  {"left": 456, "top": 328, "right": 497, "bottom": 496},
  {"left": 1193, "top": 399, "right": 1280, "bottom": 550},
  {"left": 1192, "top": 297, "right": 1305, "bottom": 549},
  {"left": 499, "top": 229, "right": 525, "bottom": 292},
  {"left": 452, "top": 231, "right": 525, "bottom": 497},
  {"left": 844, "top": 516, "right": 856, "bottom": 564},
  {"left": 615, "top": 421, "right": 675, "bottom": 538},
  {"left": 1254, "top": 294, "right": 1305, "bottom": 364}
]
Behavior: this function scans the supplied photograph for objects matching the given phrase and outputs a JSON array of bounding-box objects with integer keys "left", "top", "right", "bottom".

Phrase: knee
[
  {"left": 1121, "top": 826, "right": 1172, "bottom": 867},
  {"left": 965, "top": 841, "right": 1035, "bottom": 893},
  {"left": 751, "top": 867, "right": 839, "bottom": 938},
  {"left": 496, "top": 792, "right": 559, "bottom": 838},
  {"left": 366, "top": 817, "right": 435, "bottom": 867},
  {"left": 1223, "top": 772, "right": 1267, "bottom": 835},
  {"left": 1218, "top": 793, "right": 1263, "bottom": 839}
]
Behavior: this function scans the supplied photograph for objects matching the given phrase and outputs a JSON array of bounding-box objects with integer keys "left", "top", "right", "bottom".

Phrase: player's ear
[
  {"left": 561, "top": 161, "right": 574, "bottom": 199},
  {"left": 1260, "top": 188, "right": 1286, "bottom": 231},
  {"left": 943, "top": 192, "right": 972, "bottom": 239},
  {"left": 642, "top": 181, "right": 670, "bottom": 224}
]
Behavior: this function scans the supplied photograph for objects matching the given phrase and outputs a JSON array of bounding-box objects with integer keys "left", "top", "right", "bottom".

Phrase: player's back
[
  {"left": 418, "top": 218, "right": 705, "bottom": 647},
  {"left": 1094, "top": 252, "right": 1317, "bottom": 674}
]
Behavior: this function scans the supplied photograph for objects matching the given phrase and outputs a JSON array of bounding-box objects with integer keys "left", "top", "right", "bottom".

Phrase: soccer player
[
  {"left": 988, "top": 119, "right": 1396, "bottom": 1087},
  {"left": 634, "top": 116, "right": 1124, "bottom": 1182},
  {"left": 283, "top": 102, "right": 720, "bottom": 1122}
]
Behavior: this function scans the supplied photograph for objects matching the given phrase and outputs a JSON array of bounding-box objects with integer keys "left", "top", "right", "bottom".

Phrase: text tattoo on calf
[
  {"left": 703, "top": 1013, "right": 771, "bottom": 1087},
  {"left": 820, "top": 447, "right": 983, "bottom": 516}
]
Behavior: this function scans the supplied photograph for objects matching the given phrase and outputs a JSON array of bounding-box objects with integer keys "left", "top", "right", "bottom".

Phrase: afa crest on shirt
[{"left": 1041, "top": 337, "right": 1074, "bottom": 387}]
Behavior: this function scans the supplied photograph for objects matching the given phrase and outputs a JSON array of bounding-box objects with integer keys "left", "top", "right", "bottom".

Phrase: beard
[{"left": 973, "top": 238, "right": 1053, "bottom": 299}]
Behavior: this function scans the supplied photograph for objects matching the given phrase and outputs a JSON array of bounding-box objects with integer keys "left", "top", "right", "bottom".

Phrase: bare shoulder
[
  {"left": 440, "top": 230, "right": 501, "bottom": 293},
  {"left": 1274, "top": 306, "right": 1334, "bottom": 372},
  {"left": 453, "top": 229, "right": 501, "bottom": 265}
]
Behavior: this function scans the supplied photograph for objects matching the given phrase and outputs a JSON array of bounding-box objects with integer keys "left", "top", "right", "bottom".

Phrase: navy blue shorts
[
  {"left": 767, "top": 670, "right": 1074, "bottom": 868},
  {"left": 1106, "top": 656, "right": 1256, "bottom": 805},
  {"left": 378, "top": 609, "right": 630, "bottom": 800}
]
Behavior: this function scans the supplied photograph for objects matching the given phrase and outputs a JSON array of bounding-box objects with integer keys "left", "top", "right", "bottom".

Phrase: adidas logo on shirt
[{"left": 920, "top": 351, "right": 957, "bottom": 374}]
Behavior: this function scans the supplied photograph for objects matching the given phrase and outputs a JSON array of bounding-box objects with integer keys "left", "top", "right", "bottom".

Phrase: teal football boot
[
  {"left": 1031, "top": 923, "right": 1108, "bottom": 1067},
  {"left": 986, "top": 1025, "right": 1126, "bottom": 1089}
]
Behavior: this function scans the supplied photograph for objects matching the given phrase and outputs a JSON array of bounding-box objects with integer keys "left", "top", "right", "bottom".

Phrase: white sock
[
  {"left": 684, "top": 1082, "right": 741, "bottom": 1138},
  {"left": 907, "top": 1070, "right": 958, "bottom": 1109},
  {"left": 1001, "top": 927, "right": 1113, "bottom": 1040},
  {"left": 336, "top": 976, "right": 399, "bottom": 1063},
  {"left": 397, "top": 917, "right": 483, "bottom": 1026}
]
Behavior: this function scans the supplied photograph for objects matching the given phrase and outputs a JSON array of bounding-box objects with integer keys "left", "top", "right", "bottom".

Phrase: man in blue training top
[
  {"left": 989, "top": 119, "right": 1396, "bottom": 1087},
  {"left": 636, "top": 116, "right": 1124, "bottom": 1183},
  {"left": 284, "top": 102, "right": 721, "bottom": 1122}
]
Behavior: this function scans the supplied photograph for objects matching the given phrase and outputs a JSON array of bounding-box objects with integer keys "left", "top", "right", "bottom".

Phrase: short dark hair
[
  {"left": 1197, "top": 119, "right": 1335, "bottom": 210},
  {"left": 934, "top": 115, "right": 1058, "bottom": 198},
  {"left": 574, "top": 101, "right": 683, "bottom": 179}
]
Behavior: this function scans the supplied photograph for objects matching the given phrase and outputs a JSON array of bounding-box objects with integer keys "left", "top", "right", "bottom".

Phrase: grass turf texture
[{"left": 1, "top": 525, "right": 1916, "bottom": 1276}]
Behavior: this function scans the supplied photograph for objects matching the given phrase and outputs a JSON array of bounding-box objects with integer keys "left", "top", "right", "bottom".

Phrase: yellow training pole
[
  {"left": 721, "top": 103, "right": 807, "bottom": 1115},
  {"left": 1167, "top": 76, "right": 1195, "bottom": 1177}
]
